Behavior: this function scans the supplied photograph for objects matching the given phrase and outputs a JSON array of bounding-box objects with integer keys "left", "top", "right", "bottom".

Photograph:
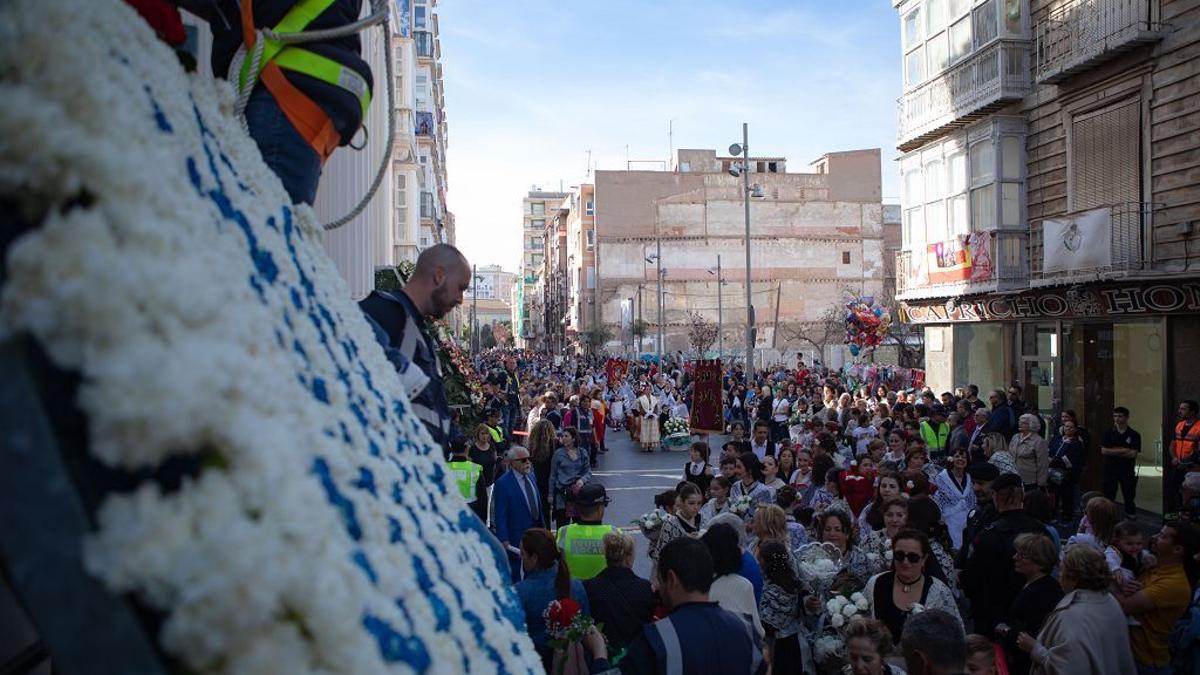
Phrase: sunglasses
[{"left": 893, "top": 551, "right": 923, "bottom": 564}]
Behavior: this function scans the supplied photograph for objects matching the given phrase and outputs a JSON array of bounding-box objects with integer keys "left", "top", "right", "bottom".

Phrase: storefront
[{"left": 903, "top": 280, "right": 1200, "bottom": 514}]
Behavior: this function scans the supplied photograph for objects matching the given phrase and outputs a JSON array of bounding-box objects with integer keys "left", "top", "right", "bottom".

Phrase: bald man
[{"left": 360, "top": 244, "right": 472, "bottom": 456}]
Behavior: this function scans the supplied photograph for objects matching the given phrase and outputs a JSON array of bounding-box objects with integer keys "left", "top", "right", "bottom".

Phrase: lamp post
[
  {"left": 729, "top": 123, "right": 763, "bottom": 374},
  {"left": 470, "top": 264, "right": 484, "bottom": 353},
  {"left": 645, "top": 240, "right": 664, "bottom": 370},
  {"left": 709, "top": 254, "right": 724, "bottom": 360}
]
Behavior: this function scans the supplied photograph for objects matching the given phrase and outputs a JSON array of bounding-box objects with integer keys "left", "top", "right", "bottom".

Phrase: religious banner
[
  {"left": 1043, "top": 207, "right": 1111, "bottom": 274},
  {"left": 689, "top": 359, "right": 724, "bottom": 434},
  {"left": 926, "top": 235, "right": 973, "bottom": 284},
  {"left": 605, "top": 358, "right": 627, "bottom": 385}
]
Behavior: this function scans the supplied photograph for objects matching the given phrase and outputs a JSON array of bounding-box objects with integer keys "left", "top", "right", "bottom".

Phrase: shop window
[{"left": 1069, "top": 98, "right": 1142, "bottom": 212}]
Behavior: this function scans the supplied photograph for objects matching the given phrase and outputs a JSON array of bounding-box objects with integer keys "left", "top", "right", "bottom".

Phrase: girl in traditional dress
[{"left": 637, "top": 383, "right": 660, "bottom": 452}]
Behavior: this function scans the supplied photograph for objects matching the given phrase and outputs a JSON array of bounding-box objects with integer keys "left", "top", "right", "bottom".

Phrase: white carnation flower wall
[{"left": 0, "top": 1, "right": 539, "bottom": 672}]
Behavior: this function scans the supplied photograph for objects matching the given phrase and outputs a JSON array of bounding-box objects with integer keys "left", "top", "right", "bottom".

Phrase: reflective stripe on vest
[
  {"left": 447, "top": 460, "right": 482, "bottom": 502},
  {"left": 556, "top": 523, "right": 616, "bottom": 580},
  {"left": 1174, "top": 420, "right": 1200, "bottom": 460}
]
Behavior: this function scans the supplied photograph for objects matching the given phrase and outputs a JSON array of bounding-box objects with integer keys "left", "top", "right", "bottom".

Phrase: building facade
[
  {"left": 516, "top": 190, "right": 569, "bottom": 347},
  {"left": 892, "top": 0, "right": 1200, "bottom": 513},
  {"left": 590, "top": 148, "right": 888, "bottom": 362}
]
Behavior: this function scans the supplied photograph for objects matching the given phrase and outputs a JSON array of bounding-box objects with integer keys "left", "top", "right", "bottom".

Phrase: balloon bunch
[{"left": 844, "top": 295, "right": 891, "bottom": 357}]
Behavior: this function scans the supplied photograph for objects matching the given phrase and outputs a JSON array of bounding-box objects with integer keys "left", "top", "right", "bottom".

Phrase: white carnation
[
  {"left": 830, "top": 612, "right": 845, "bottom": 628},
  {"left": 842, "top": 603, "right": 859, "bottom": 617}
]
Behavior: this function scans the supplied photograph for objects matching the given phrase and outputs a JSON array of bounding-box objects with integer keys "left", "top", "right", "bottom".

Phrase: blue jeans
[{"left": 243, "top": 86, "right": 321, "bottom": 205}]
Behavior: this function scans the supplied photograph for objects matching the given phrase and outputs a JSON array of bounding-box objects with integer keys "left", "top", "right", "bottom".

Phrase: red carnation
[{"left": 555, "top": 597, "right": 581, "bottom": 626}]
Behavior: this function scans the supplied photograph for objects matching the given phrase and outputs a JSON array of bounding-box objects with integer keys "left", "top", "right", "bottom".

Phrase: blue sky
[{"left": 438, "top": 0, "right": 903, "bottom": 273}]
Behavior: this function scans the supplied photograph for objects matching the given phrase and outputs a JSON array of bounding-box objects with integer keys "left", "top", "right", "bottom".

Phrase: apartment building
[
  {"left": 412, "top": 0, "right": 453, "bottom": 251},
  {"left": 516, "top": 190, "right": 569, "bottom": 347},
  {"left": 892, "top": 0, "right": 1200, "bottom": 512}
]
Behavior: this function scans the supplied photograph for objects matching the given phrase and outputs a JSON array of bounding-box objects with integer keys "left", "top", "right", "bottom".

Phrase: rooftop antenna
[
  {"left": 586, "top": 149, "right": 592, "bottom": 178},
  {"left": 668, "top": 119, "right": 674, "bottom": 166},
  {"left": 625, "top": 144, "right": 630, "bottom": 171}
]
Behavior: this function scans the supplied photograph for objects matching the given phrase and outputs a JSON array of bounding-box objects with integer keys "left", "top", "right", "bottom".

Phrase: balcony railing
[
  {"left": 415, "top": 111, "right": 434, "bottom": 137},
  {"left": 414, "top": 31, "right": 434, "bottom": 58},
  {"left": 897, "top": 40, "right": 1033, "bottom": 151},
  {"left": 1032, "top": 202, "right": 1155, "bottom": 282},
  {"left": 1034, "top": 0, "right": 1163, "bottom": 83},
  {"left": 420, "top": 191, "right": 434, "bottom": 219},
  {"left": 896, "top": 230, "right": 1030, "bottom": 298}
]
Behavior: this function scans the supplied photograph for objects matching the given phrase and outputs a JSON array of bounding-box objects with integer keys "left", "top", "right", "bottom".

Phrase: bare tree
[
  {"left": 778, "top": 304, "right": 844, "bottom": 364},
  {"left": 876, "top": 287, "right": 925, "bottom": 367},
  {"left": 687, "top": 312, "right": 718, "bottom": 356}
]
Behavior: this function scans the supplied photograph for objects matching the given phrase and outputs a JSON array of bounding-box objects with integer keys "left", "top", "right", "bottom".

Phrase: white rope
[{"left": 229, "top": 1, "right": 395, "bottom": 231}]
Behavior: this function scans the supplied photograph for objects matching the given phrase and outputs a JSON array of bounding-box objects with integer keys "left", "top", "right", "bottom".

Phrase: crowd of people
[
  {"left": 355, "top": 247, "right": 1200, "bottom": 674},
  {"left": 436, "top": 346, "right": 1200, "bottom": 675}
]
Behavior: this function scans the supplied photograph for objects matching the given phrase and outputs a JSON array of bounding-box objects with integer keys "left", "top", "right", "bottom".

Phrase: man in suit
[{"left": 492, "top": 446, "right": 544, "bottom": 582}]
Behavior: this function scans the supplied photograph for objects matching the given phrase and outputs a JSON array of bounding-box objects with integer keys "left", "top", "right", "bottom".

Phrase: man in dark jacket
[
  {"left": 583, "top": 532, "right": 654, "bottom": 654},
  {"left": 583, "top": 537, "right": 765, "bottom": 674},
  {"left": 172, "top": 0, "right": 374, "bottom": 204},
  {"left": 956, "top": 463, "right": 999, "bottom": 571},
  {"left": 983, "top": 389, "right": 1017, "bottom": 440},
  {"left": 959, "top": 473, "right": 1045, "bottom": 636}
]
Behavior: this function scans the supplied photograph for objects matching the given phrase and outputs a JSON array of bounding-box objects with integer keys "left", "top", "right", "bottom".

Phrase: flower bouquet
[
  {"left": 544, "top": 598, "right": 600, "bottom": 675},
  {"left": 812, "top": 591, "right": 870, "bottom": 674},
  {"left": 795, "top": 541, "right": 843, "bottom": 602},
  {"left": 662, "top": 417, "right": 692, "bottom": 450},
  {"left": 632, "top": 508, "right": 668, "bottom": 542},
  {"left": 824, "top": 592, "right": 870, "bottom": 629},
  {"left": 728, "top": 495, "right": 754, "bottom": 519}
]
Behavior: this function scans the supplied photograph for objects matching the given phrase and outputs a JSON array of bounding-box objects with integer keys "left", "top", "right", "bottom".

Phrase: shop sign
[{"left": 901, "top": 281, "right": 1200, "bottom": 324}]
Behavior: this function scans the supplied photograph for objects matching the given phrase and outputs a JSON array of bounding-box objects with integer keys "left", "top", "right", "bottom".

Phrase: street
[{"left": 590, "top": 430, "right": 724, "bottom": 579}]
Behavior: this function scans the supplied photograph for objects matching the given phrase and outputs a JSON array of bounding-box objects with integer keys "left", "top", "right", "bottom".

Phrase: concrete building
[
  {"left": 516, "top": 189, "right": 569, "bottom": 347},
  {"left": 465, "top": 264, "right": 515, "bottom": 301},
  {"left": 412, "top": 0, "right": 453, "bottom": 251},
  {"left": 892, "top": 0, "right": 1200, "bottom": 513},
  {"left": 590, "top": 148, "right": 888, "bottom": 362}
]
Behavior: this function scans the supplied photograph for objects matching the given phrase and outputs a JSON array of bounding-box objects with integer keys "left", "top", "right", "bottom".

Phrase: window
[
  {"left": 949, "top": 0, "right": 970, "bottom": 18},
  {"left": 969, "top": 139, "right": 994, "bottom": 186},
  {"left": 927, "top": 32, "right": 949, "bottom": 75},
  {"left": 414, "top": 1, "right": 427, "bottom": 30},
  {"left": 842, "top": 251, "right": 851, "bottom": 265},
  {"left": 530, "top": 236, "right": 544, "bottom": 251},
  {"left": 973, "top": 0, "right": 997, "bottom": 47},
  {"left": 904, "top": 206, "right": 925, "bottom": 249},
  {"left": 949, "top": 17, "right": 971, "bottom": 62},
  {"left": 531, "top": 218, "right": 545, "bottom": 228},
  {"left": 532, "top": 254, "right": 543, "bottom": 267},
  {"left": 947, "top": 149, "right": 967, "bottom": 193},
  {"left": 948, "top": 193, "right": 969, "bottom": 235},
  {"left": 1001, "top": 136, "right": 1022, "bottom": 179},
  {"left": 904, "top": 168, "right": 924, "bottom": 204},
  {"left": 926, "top": 200, "right": 948, "bottom": 242},
  {"left": 585, "top": 199, "right": 594, "bottom": 215},
  {"left": 585, "top": 230, "right": 595, "bottom": 249},
  {"left": 904, "top": 8, "right": 923, "bottom": 48},
  {"left": 394, "top": 175, "right": 407, "bottom": 235},
  {"left": 971, "top": 184, "right": 996, "bottom": 230},
  {"left": 1001, "top": 183, "right": 1021, "bottom": 227},
  {"left": 531, "top": 203, "right": 545, "bottom": 216},
  {"left": 906, "top": 46, "right": 925, "bottom": 86},
  {"left": 587, "top": 268, "right": 596, "bottom": 289},
  {"left": 926, "top": 0, "right": 945, "bottom": 33},
  {"left": 924, "top": 158, "right": 945, "bottom": 201},
  {"left": 1070, "top": 98, "right": 1142, "bottom": 211},
  {"left": 1003, "top": 0, "right": 1022, "bottom": 34}
]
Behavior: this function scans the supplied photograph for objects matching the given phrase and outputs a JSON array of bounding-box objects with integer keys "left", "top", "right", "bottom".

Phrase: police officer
[
  {"left": 556, "top": 483, "right": 616, "bottom": 580},
  {"left": 447, "top": 438, "right": 485, "bottom": 522},
  {"left": 920, "top": 404, "right": 951, "bottom": 464},
  {"left": 956, "top": 462, "right": 999, "bottom": 571},
  {"left": 959, "top": 473, "right": 1044, "bottom": 636}
]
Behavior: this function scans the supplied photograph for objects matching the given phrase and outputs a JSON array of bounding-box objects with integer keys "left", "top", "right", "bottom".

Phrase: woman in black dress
[{"left": 995, "top": 532, "right": 1063, "bottom": 675}]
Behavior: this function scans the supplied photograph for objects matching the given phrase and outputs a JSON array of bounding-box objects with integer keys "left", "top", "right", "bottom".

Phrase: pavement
[{"left": 590, "top": 429, "right": 725, "bottom": 578}]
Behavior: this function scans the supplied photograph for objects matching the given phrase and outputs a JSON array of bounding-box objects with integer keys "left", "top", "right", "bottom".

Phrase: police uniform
[
  {"left": 447, "top": 456, "right": 484, "bottom": 514},
  {"left": 556, "top": 484, "right": 616, "bottom": 580}
]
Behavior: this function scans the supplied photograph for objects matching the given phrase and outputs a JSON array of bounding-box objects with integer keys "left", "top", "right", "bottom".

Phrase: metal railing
[
  {"left": 414, "top": 31, "right": 434, "bottom": 58},
  {"left": 898, "top": 40, "right": 1033, "bottom": 149},
  {"left": 1033, "top": 202, "right": 1156, "bottom": 279},
  {"left": 1034, "top": 0, "right": 1163, "bottom": 83},
  {"left": 895, "top": 230, "right": 1030, "bottom": 296}
]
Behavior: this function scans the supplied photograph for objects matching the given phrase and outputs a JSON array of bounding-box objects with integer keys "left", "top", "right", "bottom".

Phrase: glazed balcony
[
  {"left": 895, "top": 230, "right": 1030, "bottom": 300},
  {"left": 897, "top": 40, "right": 1033, "bottom": 152},
  {"left": 1034, "top": 0, "right": 1164, "bottom": 83}
]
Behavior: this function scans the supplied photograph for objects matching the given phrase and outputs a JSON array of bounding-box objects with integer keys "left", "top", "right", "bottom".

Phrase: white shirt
[{"left": 708, "top": 573, "right": 764, "bottom": 638}]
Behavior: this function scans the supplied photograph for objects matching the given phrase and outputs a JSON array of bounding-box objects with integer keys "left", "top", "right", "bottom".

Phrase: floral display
[
  {"left": 824, "top": 592, "right": 869, "bottom": 629},
  {"left": 662, "top": 417, "right": 690, "bottom": 436},
  {"left": 795, "top": 541, "right": 843, "bottom": 601},
  {"left": 0, "top": 1, "right": 538, "bottom": 672},
  {"left": 844, "top": 295, "right": 892, "bottom": 357}
]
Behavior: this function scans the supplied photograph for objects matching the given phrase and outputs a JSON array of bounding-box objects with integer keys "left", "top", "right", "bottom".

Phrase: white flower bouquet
[
  {"left": 728, "top": 495, "right": 753, "bottom": 518},
  {"left": 824, "top": 592, "right": 870, "bottom": 629},
  {"left": 795, "top": 541, "right": 843, "bottom": 601},
  {"left": 632, "top": 508, "right": 667, "bottom": 541},
  {"left": 662, "top": 417, "right": 690, "bottom": 436}
]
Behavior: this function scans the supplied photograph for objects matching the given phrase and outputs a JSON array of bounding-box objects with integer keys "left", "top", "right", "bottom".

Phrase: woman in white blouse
[{"left": 932, "top": 447, "right": 976, "bottom": 550}]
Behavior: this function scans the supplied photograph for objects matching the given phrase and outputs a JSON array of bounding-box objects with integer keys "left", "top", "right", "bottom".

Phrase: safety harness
[{"left": 235, "top": 0, "right": 372, "bottom": 164}]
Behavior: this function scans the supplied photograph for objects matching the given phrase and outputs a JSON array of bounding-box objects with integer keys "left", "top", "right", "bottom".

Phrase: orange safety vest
[
  {"left": 1173, "top": 419, "right": 1200, "bottom": 461},
  {"left": 241, "top": 1, "right": 342, "bottom": 163}
]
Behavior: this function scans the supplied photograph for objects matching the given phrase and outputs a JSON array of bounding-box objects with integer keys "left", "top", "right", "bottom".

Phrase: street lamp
[
  {"left": 728, "top": 124, "right": 766, "bottom": 374},
  {"left": 645, "top": 247, "right": 665, "bottom": 369},
  {"left": 470, "top": 264, "right": 484, "bottom": 353},
  {"left": 708, "top": 254, "right": 727, "bottom": 360}
]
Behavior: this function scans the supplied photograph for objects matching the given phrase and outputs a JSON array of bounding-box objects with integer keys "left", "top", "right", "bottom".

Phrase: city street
[{"left": 590, "top": 430, "right": 724, "bottom": 579}]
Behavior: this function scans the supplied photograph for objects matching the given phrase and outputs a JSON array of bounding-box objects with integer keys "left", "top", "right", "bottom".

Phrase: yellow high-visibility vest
[
  {"left": 447, "top": 460, "right": 483, "bottom": 502},
  {"left": 556, "top": 522, "right": 616, "bottom": 580}
]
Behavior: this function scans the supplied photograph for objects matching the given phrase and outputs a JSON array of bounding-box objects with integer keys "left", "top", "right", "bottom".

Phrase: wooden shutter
[{"left": 1070, "top": 98, "right": 1141, "bottom": 212}]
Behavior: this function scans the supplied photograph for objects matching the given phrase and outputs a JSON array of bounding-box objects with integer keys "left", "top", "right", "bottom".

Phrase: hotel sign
[{"left": 901, "top": 281, "right": 1200, "bottom": 324}]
